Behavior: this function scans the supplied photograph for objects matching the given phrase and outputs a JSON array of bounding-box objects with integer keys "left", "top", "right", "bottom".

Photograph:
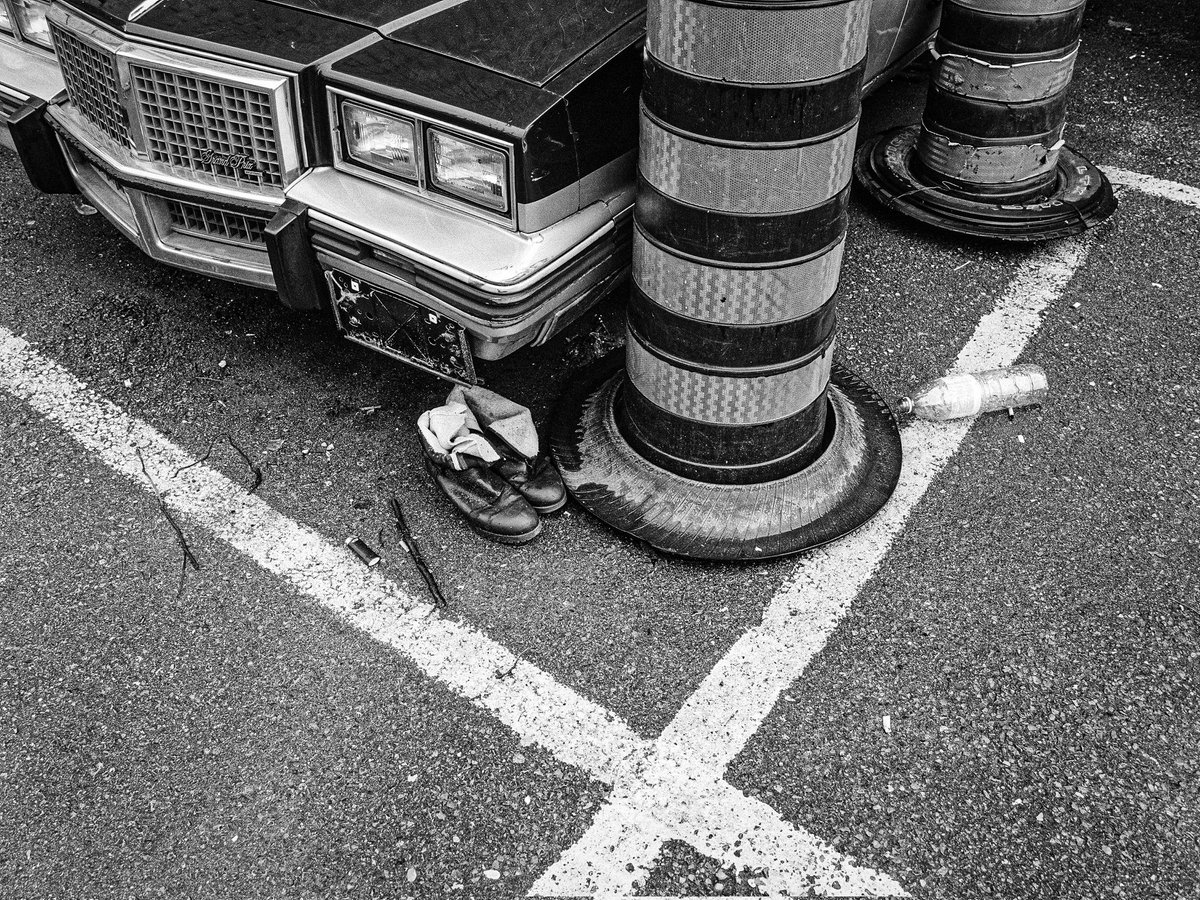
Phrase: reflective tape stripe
[
  {"left": 639, "top": 112, "right": 857, "bottom": 214},
  {"left": 646, "top": 0, "right": 870, "bottom": 85},
  {"left": 633, "top": 228, "right": 844, "bottom": 325},
  {"left": 918, "top": 127, "right": 1064, "bottom": 184},
  {"left": 626, "top": 329, "right": 834, "bottom": 426},
  {"left": 950, "top": 0, "right": 1085, "bottom": 14},
  {"left": 934, "top": 47, "right": 1078, "bottom": 102}
]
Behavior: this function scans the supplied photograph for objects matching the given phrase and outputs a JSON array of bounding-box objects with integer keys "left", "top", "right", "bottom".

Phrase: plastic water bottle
[{"left": 898, "top": 364, "right": 1049, "bottom": 421}]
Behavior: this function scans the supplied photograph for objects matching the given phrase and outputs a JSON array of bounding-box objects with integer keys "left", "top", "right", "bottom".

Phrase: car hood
[
  {"left": 247, "top": 0, "right": 644, "bottom": 87},
  {"left": 64, "top": 0, "right": 643, "bottom": 86},
  {"left": 62, "top": 0, "right": 373, "bottom": 68}
]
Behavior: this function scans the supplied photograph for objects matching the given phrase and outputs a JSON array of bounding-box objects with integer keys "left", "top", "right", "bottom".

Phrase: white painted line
[
  {"left": 535, "top": 761, "right": 903, "bottom": 897},
  {"left": 2, "top": 212, "right": 1112, "bottom": 897},
  {"left": 1102, "top": 166, "right": 1200, "bottom": 209},
  {"left": 534, "top": 236, "right": 1094, "bottom": 896},
  {"left": 0, "top": 325, "right": 643, "bottom": 782},
  {"left": 0, "top": 324, "right": 888, "bottom": 893}
]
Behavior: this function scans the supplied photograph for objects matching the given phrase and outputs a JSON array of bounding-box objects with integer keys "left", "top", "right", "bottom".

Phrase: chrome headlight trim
[
  {"left": 328, "top": 86, "right": 517, "bottom": 229},
  {"left": 11, "top": 0, "right": 51, "bottom": 49}
]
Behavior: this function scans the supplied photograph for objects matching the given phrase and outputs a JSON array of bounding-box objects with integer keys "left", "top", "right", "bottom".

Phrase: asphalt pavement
[{"left": 1, "top": 4, "right": 1198, "bottom": 899}]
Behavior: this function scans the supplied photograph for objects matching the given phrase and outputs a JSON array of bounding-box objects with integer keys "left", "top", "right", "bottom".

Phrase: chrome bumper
[
  {"left": 0, "top": 35, "right": 62, "bottom": 151},
  {"left": 49, "top": 107, "right": 277, "bottom": 289},
  {"left": 286, "top": 167, "right": 635, "bottom": 360}
]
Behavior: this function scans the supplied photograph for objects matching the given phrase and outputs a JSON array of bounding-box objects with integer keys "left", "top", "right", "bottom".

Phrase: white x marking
[
  {"left": 3, "top": 170, "right": 1190, "bottom": 897},
  {"left": 532, "top": 235, "right": 1095, "bottom": 896}
]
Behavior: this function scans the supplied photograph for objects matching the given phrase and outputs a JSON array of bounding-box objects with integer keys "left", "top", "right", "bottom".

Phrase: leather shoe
[
  {"left": 492, "top": 447, "right": 567, "bottom": 514},
  {"left": 423, "top": 456, "right": 541, "bottom": 545}
]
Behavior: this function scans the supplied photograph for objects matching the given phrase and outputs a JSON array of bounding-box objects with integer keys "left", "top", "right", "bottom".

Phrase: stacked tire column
[
  {"left": 856, "top": 0, "right": 1116, "bottom": 240},
  {"left": 552, "top": 0, "right": 902, "bottom": 561}
]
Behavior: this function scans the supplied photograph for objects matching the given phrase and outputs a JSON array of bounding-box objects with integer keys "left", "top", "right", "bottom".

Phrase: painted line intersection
[
  {"left": 1, "top": 170, "right": 1192, "bottom": 896},
  {"left": 532, "top": 235, "right": 1094, "bottom": 897}
]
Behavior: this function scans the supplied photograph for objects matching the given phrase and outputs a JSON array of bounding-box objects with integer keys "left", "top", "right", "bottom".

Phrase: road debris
[
  {"left": 135, "top": 447, "right": 200, "bottom": 599},
  {"left": 225, "top": 436, "right": 263, "bottom": 493},
  {"left": 345, "top": 536, "right": 381, "bottom": 567},
  {"left": 390, "top": 495, "right": 449, "bottom": 608},
  {"left": 171, "top": 435, "right": 263, "bottom": 493},
  {"left": 899, "top": 364, "right": 1049, "bottom": 421}
]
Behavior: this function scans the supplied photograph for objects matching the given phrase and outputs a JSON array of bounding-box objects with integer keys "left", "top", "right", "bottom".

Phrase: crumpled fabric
[
  {"left": 417, "top": 401, "right": 500, "bottom": 471},
  {"left": 417, "top": 385, "right": 539, "bottom": 471},
  {"left": 446, "top": 385, "right": 539, "bottom": 460}
]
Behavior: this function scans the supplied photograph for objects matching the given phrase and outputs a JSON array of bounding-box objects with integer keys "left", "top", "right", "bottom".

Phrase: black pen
[{"left": 389, "top": 496, "right": 449, "bottom": 608}]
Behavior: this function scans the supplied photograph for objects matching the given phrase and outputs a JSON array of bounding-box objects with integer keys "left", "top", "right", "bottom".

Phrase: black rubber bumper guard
[
  {"left": 10, "top": 99, "right": 76, "bottom": 195},
  {"left": 264, "top": 198, "right": 326, "bottom": 311}
]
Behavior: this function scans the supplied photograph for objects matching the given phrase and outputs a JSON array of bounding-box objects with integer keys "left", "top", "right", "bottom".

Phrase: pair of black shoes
[
  {"left": 419, "top": 388, "right": 566, "bottom": 545},
  {"left": 423, "top": 441, "right": 564, "bottom": 544}
]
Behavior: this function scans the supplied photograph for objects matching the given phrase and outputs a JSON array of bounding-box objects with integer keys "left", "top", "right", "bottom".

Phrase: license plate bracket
[{"left": 326, "top": 269, "right": 477, "bottom": 384}]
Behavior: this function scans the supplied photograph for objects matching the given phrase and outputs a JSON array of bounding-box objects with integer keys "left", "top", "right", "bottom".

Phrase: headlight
[
  {"left": 12, "top": 0, "right": 52, "bottom": 49},
  {"left": 427, "top": 129, "right": 508, "bottom": 212},
  {"left": 0, "top": 6, "right": 12, "bottom": 33},
  {"left": 341, "top": 100, "right": 418, "bottom": 182}
]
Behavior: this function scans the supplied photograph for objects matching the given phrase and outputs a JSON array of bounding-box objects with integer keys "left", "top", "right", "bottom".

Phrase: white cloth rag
[{"left": 417, "top": 401, "right": 500, "bottom": 471}]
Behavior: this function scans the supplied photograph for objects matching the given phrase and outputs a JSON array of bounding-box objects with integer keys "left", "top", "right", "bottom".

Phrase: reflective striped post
[
  {"left": 551, "top": 0, "right": 902, "bottom": 561},
  {"left": 856, "top": 0, "right": 1117, "bottom": 240}
]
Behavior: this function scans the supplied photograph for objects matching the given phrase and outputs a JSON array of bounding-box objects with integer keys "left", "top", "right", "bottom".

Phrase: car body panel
[
  {"left": 865, "top": 0, "right": 941, "bottom": 91},
  {"left": 130, "top": 0, "right": 373, "bottom": 70},
  {"left": 327, "top": 37, "right": 561, "bottom": 137},
  {"left": 0, "top": 26, "right": 64, "bottom": 151},
  {"left": 20, "top": 0, "right": 941, "bottom": 377},
  {"left": 391, "top": 0, "right": 644, "bottom": 87}
]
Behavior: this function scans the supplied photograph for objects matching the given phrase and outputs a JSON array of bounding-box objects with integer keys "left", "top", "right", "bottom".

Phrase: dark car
[{"left": 5, "top": 0, "right": 938, "bottom": 382}]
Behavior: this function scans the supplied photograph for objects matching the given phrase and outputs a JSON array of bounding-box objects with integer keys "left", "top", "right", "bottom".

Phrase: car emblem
[{"left": 199, "top": 148, "right": 261, "bottom": 178}]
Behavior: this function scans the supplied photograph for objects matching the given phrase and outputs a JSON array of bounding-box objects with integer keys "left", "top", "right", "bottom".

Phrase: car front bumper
[
  {"left": 39, "top": 104, "right": 634, "bottom": 363},
  {"left": 0, "top": 34, "right": 62, "bottom": 151},
  {"left": 279, "top": 167, "right": 634, "bottom": 362},
  {"left": 29, "top": 84, "right": 635, "bottom": 367},
  {"left": 33, "top": 100, "right": 633, "bottom": 370},
  {"left": 47, "top": 102, "right": 281, "bottom": 289}
]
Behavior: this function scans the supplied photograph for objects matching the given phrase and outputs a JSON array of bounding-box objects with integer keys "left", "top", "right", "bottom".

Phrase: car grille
[
  {"left": 167, "top": 199, "right": 269, "bottom": 247},
  {"left": 49, "top": 21, "right": 289, "bottom": 193},
  {"left": 131, "top": 66, "right": 284, "bottom": 188},
  {"left": 51, "top": 25, "right": 131, "bottom": 147}
]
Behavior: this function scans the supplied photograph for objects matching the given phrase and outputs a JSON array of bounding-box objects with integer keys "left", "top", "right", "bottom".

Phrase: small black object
[
  {"left": 389, "top": 497, "right": 449, "bottom": 607},
  {"left": 345, "top": 536, "right": 381, "bottom": 567},
  {"left": 10, "top": 99, "right": 77, "bottom": 195}
]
